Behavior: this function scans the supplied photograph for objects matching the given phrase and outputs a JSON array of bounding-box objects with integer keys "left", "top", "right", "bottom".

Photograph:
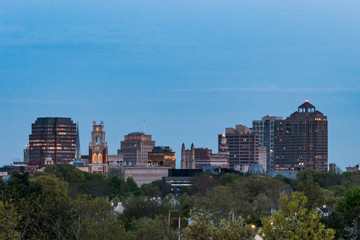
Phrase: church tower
[
  {"left": 181, "top": 143, "right": 195, "bottom": 169},
  {"left": 89, "top": 120, "right": 108, "bottom": 174},
  {"left": 219, "top": 133, "right": 229, "bottom": 154}
]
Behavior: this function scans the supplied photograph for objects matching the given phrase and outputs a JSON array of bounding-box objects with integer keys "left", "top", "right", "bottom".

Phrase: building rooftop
[
  {"left": 152, "top": 146, "right": 173, "bottom": 153},
  {"left": 128, "top": 132, "right": 145, "bottom": 136},
  {"left": 35, "top": 117, "right": 74, "bottom": 124},
  {"left": 298, "top": 101, "right": 316, "bottom": 113}
]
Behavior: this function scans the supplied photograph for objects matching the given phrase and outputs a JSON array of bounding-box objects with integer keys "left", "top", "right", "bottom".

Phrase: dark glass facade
[
  {"left": 273, "top": 102, "right": 328, "bottom": 172},
  {"left": 28, "top": 117, "right": 77, "bottom": 166}
]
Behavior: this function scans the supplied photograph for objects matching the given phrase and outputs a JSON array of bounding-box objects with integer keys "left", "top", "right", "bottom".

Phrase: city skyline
[
  {"left": 1, "top": 1, "right": 360, "bottom": 170},
  {"left": 3, "top": 99, "right": 350, "bottom": 171}
]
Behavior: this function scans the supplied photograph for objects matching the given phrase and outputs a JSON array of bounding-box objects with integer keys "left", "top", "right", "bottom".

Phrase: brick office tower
[
  {"left": 274, "top": 101, "right": 328, "bottom": 172},
  {"left": 218, "top": 125, "right": 259, "bottom": 172},
  {"left": 89, "top": 121, "right": 108, "bottom": 174},
  {"left": 118, "top": 132, "right": 155, "bottom": 166},
  {"left": 28, "top": 117, "right": 76, "bottom": 167}
]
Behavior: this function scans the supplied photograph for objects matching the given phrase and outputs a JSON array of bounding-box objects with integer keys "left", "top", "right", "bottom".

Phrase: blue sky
[{"left": 1, "top": 0, "right": 359, "bottom": 170}]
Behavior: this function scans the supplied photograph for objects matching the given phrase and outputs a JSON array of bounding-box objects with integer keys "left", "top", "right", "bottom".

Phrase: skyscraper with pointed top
[{"left": 73, "top": 122, "right": 84, "bottom": 167}]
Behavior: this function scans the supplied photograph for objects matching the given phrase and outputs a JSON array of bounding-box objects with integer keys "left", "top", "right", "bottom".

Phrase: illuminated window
[
  {"left": 98, "top": 153, "right": 102, "bottom": 163},
  {"left": 92, "top": 153, "right": 97, "bottom": 163}
]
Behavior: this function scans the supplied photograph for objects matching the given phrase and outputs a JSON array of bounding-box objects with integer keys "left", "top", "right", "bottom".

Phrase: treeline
[{"left": 0, "top": 165, "right": 359, "bottom": 239}]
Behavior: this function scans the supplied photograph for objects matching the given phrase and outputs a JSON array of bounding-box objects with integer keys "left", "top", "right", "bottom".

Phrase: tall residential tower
[{"left": 252, "top": 115, "right": 283, "bottom": 172}]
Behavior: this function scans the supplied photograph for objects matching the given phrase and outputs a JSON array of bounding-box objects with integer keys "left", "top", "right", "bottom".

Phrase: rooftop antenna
[{"left": 143, "top": 119, "right": 146, "bottom": 133}]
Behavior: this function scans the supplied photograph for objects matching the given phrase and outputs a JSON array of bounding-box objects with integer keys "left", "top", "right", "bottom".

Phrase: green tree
[
  {"left": 184, "top": 210, "right": 216, "bottom": 240},
  {"left": 191, "top": 173, "right": 219, "bottom": 196},
  {"left": 193, "top": 185, "right": 237, "bottom": 225},
  {"left": 219, "top": 173, "right": 241, "bottom": 186},
  {"left": 260, "top": 192, "right": 335, "bottom": 240},
  {"left": 337, "top": 186, "right": 360, "bottom": 239},
  {"left": 184, "top": 210, "right": 255, "bottom": 240},
  {"left": 213, "top": 216, "right": 255, "bottom": 240},
  {"left": 126, "top": 177, "right": 141, "bottom": 196},
  {"left": 140, "top": 181, "right": 161, "bottom": 198},
  {"left": 69, "top": 194, "right": 129, "bottom": 240},
  {"left": 0, "top": 200, "right": 21, "bottom": 239},
  {"left": 121, "top": 196, "right": 163, "bottom": 230},
  {"left": 132, "top": 217, "right": 176, "bottom": 240},
  {"left": 322, "top": 210, "right": 351, "bottom": 240},
  {"left": 297, "top": 172, "right": 325, "bottom": 208},
  {"left": 108, "top": 176, "right": 128, "bottom": 200},
  {"left": 30, "top": 174, "right": 68, "bottom": 195}
]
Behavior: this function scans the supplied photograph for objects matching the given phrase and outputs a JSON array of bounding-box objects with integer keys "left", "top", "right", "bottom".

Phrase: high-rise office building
[
  {"left": 219, "top": 125, "right": 260, "bottom": 172},
  {"left": 73, "top": 122, "right": 84, "bottom": 167},
  {"left": 23, "top": 144, "right": 30, "bottom": 163},
  {"left": 89, "top": 121, "right": 108, "bottom": 174},
  {"left": 274, "top": 101, "right": 328, "bottom": 172},
  {"left": 252, "top": 115, "right": 283, "bottom": 172},
  {"left": 148, "top": 146, "right": 176, "bottom": 168},
  {"left": 28, "top": 117, "right": 76, "bottom": 166},
  {"left": 118, "top": 132, "right": 155, "bottom": 166}
]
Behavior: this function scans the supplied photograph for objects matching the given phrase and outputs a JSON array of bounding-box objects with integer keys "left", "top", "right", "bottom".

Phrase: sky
[{"left": 0, "top": 0, "right": 359, "bottom": 170}]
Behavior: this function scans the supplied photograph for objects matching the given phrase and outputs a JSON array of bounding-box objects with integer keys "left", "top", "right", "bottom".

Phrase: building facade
[
  {"left": 181, "top": 143, "right": 195, "bottom": 169},
  {"left": 148, "top": 146, "right": 176, "bottom": 168},
  {"left": 273, "top": 101, "right": 328, "bottom": 172},
  {"left": 118, "top": 132, "right": 155, "bottom": 166},
  {"left": 28, "top": 117, "right": 76, "bottom": 166},
  {"left": 89, "top": 121, "right": 108, "bottom": 174},
  {"left": 194, "top": 148, "right": 229, "bottom": 169},
  {"left": 258, "top": 146, "right": 267, "bottom": 172},
  {"left": 252, "top": 115, "right": 283, "bottom": 172},
  {"left": 218, "top": 125, "right": 260, "bottom": 172},
  {"left": 73, "top": 122, "right": 84, "bottom": 167},
  {"left": 195, "top": 133, "right": 229, "bottom": 169}
]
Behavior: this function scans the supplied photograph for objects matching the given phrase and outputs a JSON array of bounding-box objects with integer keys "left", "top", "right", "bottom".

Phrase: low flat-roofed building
[
  {"left": 163, "top": 167, "right": 243, "bottom": 195},
  {"left": 346, "top": 165, "right": 359, "bottom": 172},
  {"left": 109, "top": 166, "right": 170, "bottom": 186},
  {"left": 108, "top": 154, "right": 124, "bottom": 168},
  {"left": 148, "top": 146, "right": 176, "bottom": 168},
  {"left": 195, "top": 148, "right": 229, "bottom": 169}
]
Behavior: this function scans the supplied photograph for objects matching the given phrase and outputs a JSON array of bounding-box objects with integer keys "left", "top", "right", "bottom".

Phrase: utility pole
[{"left": 178, "top": 216, "right": 181, "bottom": 240}]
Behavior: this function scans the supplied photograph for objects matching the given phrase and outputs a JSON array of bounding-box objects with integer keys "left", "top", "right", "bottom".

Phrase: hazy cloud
[{"left": 171, "top": 86, "right": 360, "bottom": 93}]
